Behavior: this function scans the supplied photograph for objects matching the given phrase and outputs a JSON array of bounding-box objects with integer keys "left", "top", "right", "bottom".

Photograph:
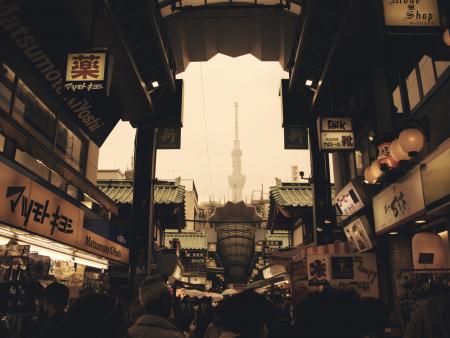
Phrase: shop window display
[{"left": 0, "top": 63, "right": 15, "bottom": 114}]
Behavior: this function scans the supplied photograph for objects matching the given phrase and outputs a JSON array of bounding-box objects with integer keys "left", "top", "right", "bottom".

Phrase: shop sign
[
  {"left": 317, "top": 117, "right": 354, "bottom": 151},
  {"left": 330, "top": 254, "right": 379, "bottom": 298},
  {"left": 77, "top": 227, "right": 129, "bottom": 264},
  {"left": 0, "top": 161, "right": 82, "bottom": 246},
  {"left": 65, "top": 51, "right": 110, "bottom": 94},
  {"left": 383, "top": 0, "right": 441, "bottom": 27},
  {"left": 373, "top": 166, "right": 425, "bottom": 234},
  {"left": 284, "top": 126, "right": 309, "bottom": 149},
  {"left": 0, "top": 1, "right": 119, "bottom": 145},
  {"left": 343, "top": 216, "right": 375, "bottom": 253},
  {"left": 332, "top": 180, "right": 366, "bottom": 221},
  {"left": 157, "top": 127, "right": 181, "bottom": 149},
  {"left": 307, "top": 254, "right": 330, "bottom": 286}
]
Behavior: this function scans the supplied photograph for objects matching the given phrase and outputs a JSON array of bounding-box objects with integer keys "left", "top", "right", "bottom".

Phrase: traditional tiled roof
[
  {"left": 164, "top": 232, "right": 208, "bottom": 249},
  {"left": 97, "top": 179, "right": 185, "bottom": 205},
  {"left": 269, "top": 181, "right": 335, "bottom": 207}
]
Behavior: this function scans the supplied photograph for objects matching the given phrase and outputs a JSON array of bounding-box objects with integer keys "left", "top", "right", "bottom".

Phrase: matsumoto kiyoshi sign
[
  {"left": 0, "top": 0, "right": 119, "bottom": 145},
  {"left": 383, "top": 0, "right": 441, "bottom": 27},
  {"left": 0, "top": 161, "right": 82, "bottom": 246},
  {"left": 78, "top": 228, "right": 129, "bottom": 264}
]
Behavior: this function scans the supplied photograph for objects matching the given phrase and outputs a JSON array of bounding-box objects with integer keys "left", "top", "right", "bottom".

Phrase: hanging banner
[
  {"left": 317, "top": 117, "right": 354, "bottom": 151},
  {"left": 383, "top": 0, "right": 441, "bottom": 27}
]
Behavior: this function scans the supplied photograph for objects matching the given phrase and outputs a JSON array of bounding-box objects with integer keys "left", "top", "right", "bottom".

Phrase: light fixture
[
  {"left": 415, "top": 219, "right": 426, "bottom": 224},
  {"left": 370, "top": 160, "right": 383, "bottom": 181},
  {"left": 151, "top": 81, "right": 159, "bottom": 88},
  {"left": 444, "top": 29, "right": 450, "bottom": 47},
  {"left": 389, "top": 138, "right": 411, "bottom": 162},
  {"left": 389, "top": 232, "right": 398, "bottom": 235},
  {"left": 398, "top": 128, "right": 425, "bottom": 157},
  {"left": 364, "top": 166, "right": 376, "bottom": 184},
  {"left": 305, "top": 79, "right": 313, "bottom": 87}
]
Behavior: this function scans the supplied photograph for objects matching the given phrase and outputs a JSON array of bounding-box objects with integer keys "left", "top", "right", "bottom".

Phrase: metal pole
[{"left": 129, "top": 123, "right": 157, "bottom": 299}]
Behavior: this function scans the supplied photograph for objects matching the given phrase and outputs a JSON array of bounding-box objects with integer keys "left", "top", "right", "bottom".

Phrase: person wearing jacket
[{"left": 128, "top": 275, "right": 184, "bottom": 338}]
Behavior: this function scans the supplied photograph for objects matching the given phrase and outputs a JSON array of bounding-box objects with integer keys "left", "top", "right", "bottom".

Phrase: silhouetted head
[
  {"left": 294, "top": 288, "right": 365, "bottom": 338},
  {"left": 139, "top": 275, "right": 172, "bottom": 318},
  {"left": 43, "top": 282, "right": 69, "bottom": 316},
  {"left": 64, "top": 293, "right": 127, "bottom": 338}
]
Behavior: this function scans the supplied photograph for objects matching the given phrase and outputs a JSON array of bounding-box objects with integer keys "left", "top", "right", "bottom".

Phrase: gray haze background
[{"left": 99, "top": 54, "right": 312, "bottom": 202}]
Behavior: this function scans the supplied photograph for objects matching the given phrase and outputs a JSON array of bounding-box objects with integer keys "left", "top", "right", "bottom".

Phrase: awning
[{"left": 97, "top": 179, "right": 186, "bottom": 228}]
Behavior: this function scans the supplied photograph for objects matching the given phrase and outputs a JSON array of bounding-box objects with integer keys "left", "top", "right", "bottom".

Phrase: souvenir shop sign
[
  {"left": 0, "top": 161, "right": 82, "bottom": 247},
  {"left": 77, "top": 227, "right": 129, "bottom": 264},
  {"left": 373, "top": 166, "right": 425, "bottom": 234},
  {"left": 343, "top": 216, "right": 375, "bottom": 253},
  {"left": 317, "top": 117, "right": 354, "bottom": 151},
  {"left": 332, "top": 180, "right": 366, "bottom": 221},
  {"left": 65, "top": 51, "right": 110, "bottom": 95},
  {"left": 383, "top": 0, "right": 441, "bottom": 27}
]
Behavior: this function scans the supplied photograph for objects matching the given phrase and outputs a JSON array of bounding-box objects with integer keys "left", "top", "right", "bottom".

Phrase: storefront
[
  {"left": 372, "top": 138, "right": 450, "bottom": 329},
  {"left": 0, "top": 154, "right": 128, "bottom": 335}
]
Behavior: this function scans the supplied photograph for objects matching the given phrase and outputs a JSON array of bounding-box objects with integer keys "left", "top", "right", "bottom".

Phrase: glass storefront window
[
  {"left": 435, "top": 60, "right": 450, "bottom": 78},
  {"left": 13, "top": 80, "right": 56, "bottom": 141},
  {"left": 406, "top": 68, "right": 420, "bottom": 110},
  {"left": 56, "top": 121, "right": 84, "bottom": 170},
  {"left": 0, "top": 64, "right": 15, "bottom": 114},
  {"left": 392, "top": 86, "right": 403, "bottom": 114},
  {"left": 418, "top": 55, "right": 436, "bottom": 96}
]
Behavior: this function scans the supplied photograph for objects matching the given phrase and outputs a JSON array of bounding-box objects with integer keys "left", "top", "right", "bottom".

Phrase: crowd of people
[{"left": 27, "top": 275, "right": 450, "bottom": 338}]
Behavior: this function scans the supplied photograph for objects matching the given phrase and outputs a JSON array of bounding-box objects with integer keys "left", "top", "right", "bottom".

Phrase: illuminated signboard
[
  {"left": 343, "top": 216, "right": 375, "bottom": 253},
  {"left": 332, "top": 180, "right": 367, "bottom": 221},
  {"left": 383, "top": 0, "right": 440, "bottom": 27},
  {"left": 317, "top": 117, "right": 354, "bottom": 151}
]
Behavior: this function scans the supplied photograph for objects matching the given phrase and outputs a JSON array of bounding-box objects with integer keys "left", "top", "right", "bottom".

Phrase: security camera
[{"left": 299, "top": 171, "right": 305, "bottom": 179}]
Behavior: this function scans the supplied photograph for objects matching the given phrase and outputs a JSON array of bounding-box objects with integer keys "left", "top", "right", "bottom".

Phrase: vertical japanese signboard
[
  {"left": 332, "top": 180, "right": 367, "bottom": 221},
  {"left": 317, "top": 117, "right": 354, "bottom": 151},
  {"left": 383, "top": 0, "right": 441, "bottom": 27},
  {"left": 65, "top": 51, "right": 111, "bottom": 95},
  {"left": 284, "top": 126, "right": 309, "bottom": 149}
]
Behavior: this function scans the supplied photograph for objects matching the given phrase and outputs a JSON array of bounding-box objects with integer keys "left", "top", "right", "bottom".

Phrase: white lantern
[
  {"left": 390, "top": 138, "right": 411, "bottom": 162},
  {"left": 364, "top": 166, "right": 376, "bottom": 184},
  {"left": 370, "top": 160, "right": 383, "bottom": 181},
  {"left": 399, "top": 128, "right": 425, "bottom": 156},
  {"left": 444, "top": 29, "right": 450, "bottom": 47}
]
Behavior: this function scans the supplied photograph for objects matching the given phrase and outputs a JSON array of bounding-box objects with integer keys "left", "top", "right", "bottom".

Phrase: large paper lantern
[
  {"left": 390, "top": 138, "right": 411, "bottom": 162},
  {"left": 377, "top": 142, "right": 399, "bottom": 170},
  {"left": 370, "top": 161, "right": 383, "bottom": 181},
  {"left": 399, "top": 128, "right": 425, "bottom": 156},
  {"left": 444, "top": 29, "right": 450, "bottom": 47},
  {"left": 364, "top": 166, "right": 375, "bottom": 184}
]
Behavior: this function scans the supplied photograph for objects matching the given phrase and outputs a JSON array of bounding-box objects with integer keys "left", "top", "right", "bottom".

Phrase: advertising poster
[{"left": 307, "top": 254, "right": 330, "bottom": 286}]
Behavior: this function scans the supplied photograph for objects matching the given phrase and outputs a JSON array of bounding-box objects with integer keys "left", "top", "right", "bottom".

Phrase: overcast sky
[{"left": 99, "top": 54, "right": 312, "bottom": 203}]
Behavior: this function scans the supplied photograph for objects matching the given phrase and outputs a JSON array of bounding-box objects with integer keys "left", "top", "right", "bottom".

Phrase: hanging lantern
[
  {"left": 389, "top": 138, "right": 411, "bottom": 162},
  {"left": 370, "top": 160, "right": 383, "bottom": 181},
  {"left": 377, "top": 142, "right": 399, "bottom": 170},
  {"left": 399, "top": 128, "right": 425, "bottom": 157},
  {"left": 444, "top": 29, "right": 450, "bottom": 47},
  {"left": 364, "top": 166, "right": 376, "bottom": 184}
]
